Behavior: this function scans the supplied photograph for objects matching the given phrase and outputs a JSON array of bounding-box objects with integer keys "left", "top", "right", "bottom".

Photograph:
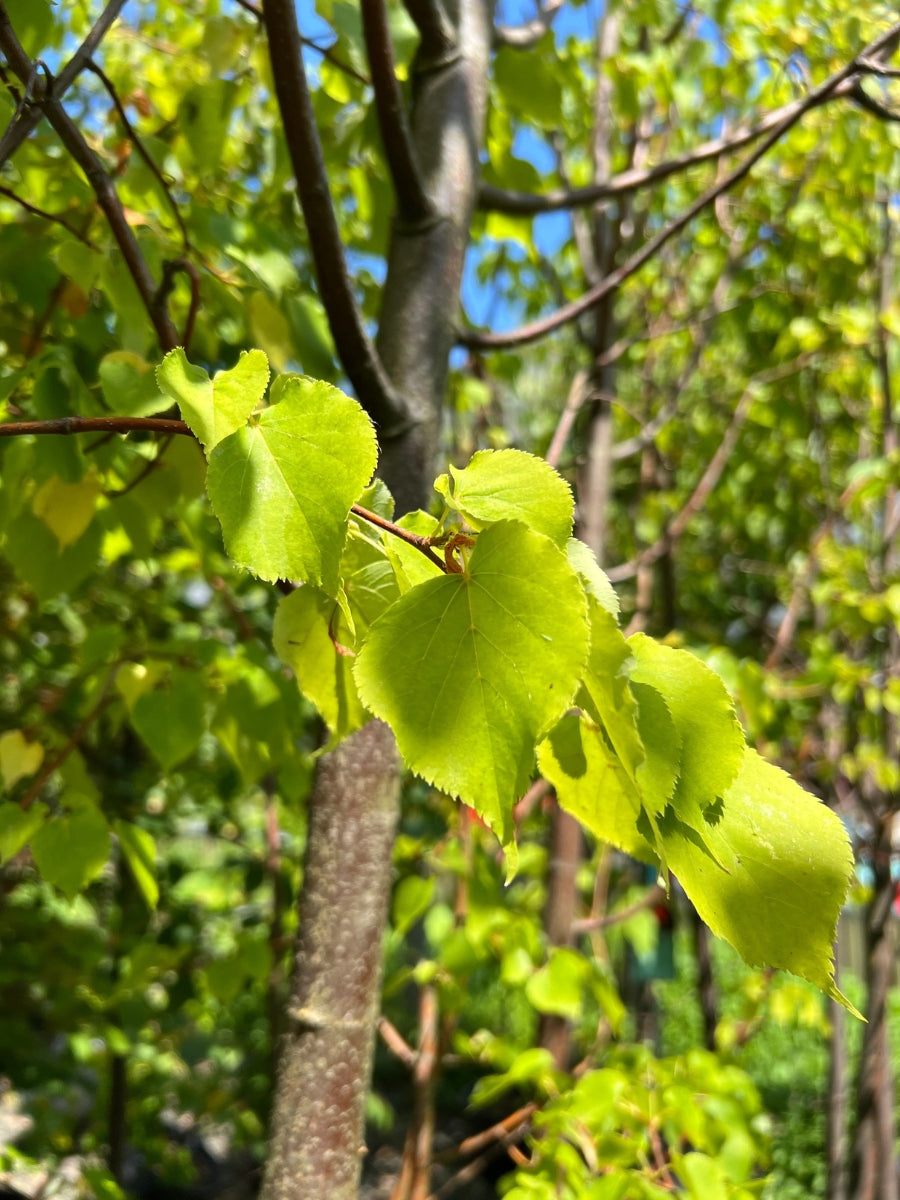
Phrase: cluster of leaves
[{"left": 149, "top": 347, "right": 851, "bottom": 1009}]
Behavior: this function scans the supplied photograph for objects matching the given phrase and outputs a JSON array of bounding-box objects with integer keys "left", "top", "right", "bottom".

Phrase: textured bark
[
  {"left": 262, "top": 722, "right": 400, "bottom": 1200},
  {"left": 827, "top": 974, "right": 849, "bottom": 1200},
  {"left": 849, "top": 826, "right": 897, "bottom": 1200},
  {"left": 262, "top": 3, "right": 494, "bottom": 1197},
  {"left": 376, "top": 0, "right": 494, "bottom": 512}
]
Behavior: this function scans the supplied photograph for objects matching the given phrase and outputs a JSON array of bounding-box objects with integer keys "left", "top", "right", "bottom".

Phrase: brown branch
[
  {"left": 494, "top": 0, "right": 564, "bottom": 49},
  {"left": 0, "top": 182, "right": 96, "bottom": 245},
  {"left": 850, "top": 79, "right": 900, "bottom": 123},
  {"left": 155, "top": 258, "right": 201, "bottom": 352},
  {"left": 231, "top": 0, "right": 370, "bottom": 84},
  {"left": 261, "top": 0, "right": 408, "bottom": 436},
  {"left": 351, "top": 503, "right": 446, "bottom": 571},
  {"left": 0, "top": 415, "right": 188, "bottom": 437},
  {"left": 0, "top": 16, "right": 180, "bottom": 351},
  {"left": 361, "top": 0, "right": 434, "bottom": 225},
  {"left": 377, "top": 1016, "right": 418, "bottom": 1069},
  {"left": 403, "top": 0, "right": 457, "bottom": 64},
  {"left": 0, "top": 416, "right": 447, "bottom": 570},
  {"left": 20, "top": 670, "right": 118, "bottom": 810},
  {"left": 86, "top": 58, "right": 191, "bottom": 251},
  {"left": 410, "top": 985, "right": 439, "bottom": 1200},
  {"left": 464, "top": 20, "right": 900, "bottom": 351},
  {"left": 607, "top": 355, "right": 812, "bottom": 583},
  {"left": 477, "top": 80, "right": 859, "bottom": 217},
  {"left": 0, "top": 0, "right": 128, "bottom": 168},
  {"left": 571, "top": 884, "right": 664, "bottom": 935}
]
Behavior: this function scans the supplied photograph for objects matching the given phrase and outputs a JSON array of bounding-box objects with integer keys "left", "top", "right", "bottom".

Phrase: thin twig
[
  {"left": 361, "top": 0, "right": 434, "bottom": 225},
  {"left": 607, "top": 355, "right": 813, "bottom": 583},
  {"left": 0, "top": 0, "right": 128, "bottom": 167},
  {"left": 494, "top": 0, "right": 564, "bottom": 49},
  {"left": 0, "top": 416, "right": 447, "bottom": 570},
  {"left": 261, "top": 0, "right": 408, "bottom": 435},
  {"left": 571, "top": 884, "right": 664, "bottom": 935},
  {"left": 87, "top": 58, "right": 191, "bottom": 251},
  {"left": 477, "top": 78, "right": 860, "bottom": 217},
  {"left": 20, "top": 670, "right": 118, "bottom": 810},
  {"left": 377, "top": 1016, "right": 418, "bottom": 1069},
  {"left": 463, "top": 20, "right": 900, "bottom": 350},
  {"left": 155, "top": 258, "right": 201, "bottom": 351},
  {"left": 0, "top": 183, "right": 96, "bottom": 245},
  {"left": 0, "top": 14, "right": 179, "bottom": 351}
]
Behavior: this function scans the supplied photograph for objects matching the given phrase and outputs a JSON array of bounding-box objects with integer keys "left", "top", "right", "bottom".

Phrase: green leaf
[
  {"left": 99, "top": 352, "right": 168, "bottom": 417},
  {"left": 206, "top": 375, "right": 377, "bottom": 590},
  {"left": 494, "top": 36, "right": 564, "bottom": 130},
  {"left": 5, "top": 508, "right": 102, "bottom": 601},
  {"left": 156, "top": 348, "right": 269, "bottom": 452},
  {"left": 0, "top": 800, "right": 47, "bottom": 863},
  {"left": 525, "top": 947, "right": 589, "bottom": 1020},
  {"left": 0, "top": 729, "right": 44, "bottom": 790},
  {"left": 355, "top": 521, "right": 589, "bottom": 854},
  {"left": 130, "top": 670, "right": 207, "bottom": 770},
  {"left": 274, "top": 586, "right": 368, "bottom": 743},
  {"left": 538, "top": 713, "right": 657, "bottom": 862},
  {"left": 434, "top": 449, "right": 574, "bottom": 546},
  {"left": 114, "top": 820, "right": 158, "bottom": 910},
  {"left": 567, "top": 538, "right": 619, "bottom": 616},
  {"left": 662, "top": 747, "right": 856, "bottom": 1012},
  {"left": 30, "top": 806, "right": 110, "bottom": 901},
  {"left": 628, "top": 635, "right": 744, "bottom": 818},
  {"left": 178, "top": 79, "right": 238, "bottom": 176}
]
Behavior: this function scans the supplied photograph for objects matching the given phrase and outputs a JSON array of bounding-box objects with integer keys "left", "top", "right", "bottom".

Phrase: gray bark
[{"left": 261, "top": 3, "right": 494, "bottom": 1196}]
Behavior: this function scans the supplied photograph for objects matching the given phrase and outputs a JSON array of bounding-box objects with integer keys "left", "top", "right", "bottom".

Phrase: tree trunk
[
  {"left": 262, "top": 3, "right": 494, "bottom": 1196},
  {"left": 262, "top": 722, "right": 400, "bottom": 1200},
  {"left": 850, "top": 816, "right": 897, "bottom": 1200}
]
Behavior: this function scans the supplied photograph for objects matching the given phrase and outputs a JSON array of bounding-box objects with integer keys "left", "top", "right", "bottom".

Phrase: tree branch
[
  {"left": 260, "top": 0, "right": 409, "bottom": 436},
  {"left": 606, "top": 356, "right": 812, "bottom": 583},
  {"left": 493, "top": 0, "right": 564, "bottom": 49},
  {"left": 0, "top": 16, "right": 180, "bottom": 351},
  {"left": 462, "top": 19, "right": 900, "bottom": 351},
  {"left": 0, "top": 416, "right": 446, "bottom": 570},
  {"left": 361, "top": 0, "right": 434, "bottom": 225},
  {"left": 87, "top": 58, "right": 191, "bottom": 251},
  {"left": 0, "top": 182, "right": 96, "bottom": 244},
  {"left": 20, "top": 669, "right": 118, "bottom": 810},
  {"left": 476, "top": 78, "right": 859, "bottom": 217},
  {"left": 402, "top": 0, "right": 457, "bottom": 65},
  {"left": 0, "top": 0, "right": 128, "bottom": 167}
]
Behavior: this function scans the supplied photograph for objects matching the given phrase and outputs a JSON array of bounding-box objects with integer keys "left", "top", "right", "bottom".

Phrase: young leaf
[
  {"left": 660, "top": 747, "right": 856, "bottom": 1012},
  {"left": 206, "top": 375, "right": 377, "bottom": 590},
  {"left": 354, "top": 520, "right": 589, "bottom": 854},
  {"left": 130, "top": 669, "right": 207, "bottom": 770},
  {"left": 434, "top": 449, "right": 574, "bottom": 546},
  {"left": 0, "top": 729, "right": 44, "bottom": 791},
  {"left": 156, "top": 348, "right": 270, "bottom": 452},
  {"left": 628, "top": 635, "right": 744, "bottom": 818},
  {"left": 566, "top": 538, "right": 619, "bottom": 616}
]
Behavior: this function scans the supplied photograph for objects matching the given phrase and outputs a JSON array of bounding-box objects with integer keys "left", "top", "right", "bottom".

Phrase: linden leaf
[
  {"left": 354, "top": 521, "right": 589, "bottom": 854},
  {"left": 434, "top": 449, "right": 574, "bottom": 547},
  {"left": 32, "top": 473, "right": 101, "bottom": 549},
  {"left": 206, "top": 375, "right": 377, "bottom": 591},
  {"left": 157, "top": 347, "right": 270, "bottom": 452},
  {"left": 0, "top": 729, "right": 44, "bottom": 791},
  {"left": 661, "top": 748, "right": 857, "bottom": 1013}
]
